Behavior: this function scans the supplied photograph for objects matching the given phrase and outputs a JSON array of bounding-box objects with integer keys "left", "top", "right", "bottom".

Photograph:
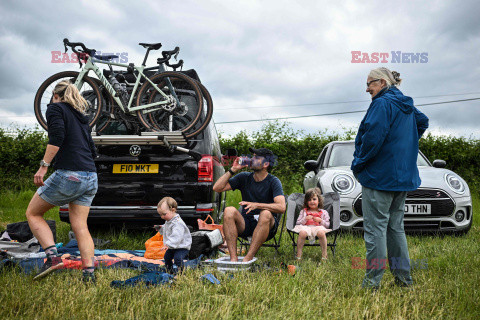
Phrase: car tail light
[
  {"left": 197, "top": 208, "right": 214, "bottom": 214},
  {"left": 59, "top": 207, "right": 69, "bottom": 212},
  {"left": 198, "top": 155, "right": 213, "bottom": 182}
]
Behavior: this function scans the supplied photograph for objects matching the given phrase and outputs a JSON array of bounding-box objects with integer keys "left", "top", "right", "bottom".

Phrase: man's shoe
[{"left": 33, "top": 257, "right": 64, "bottom": 280}]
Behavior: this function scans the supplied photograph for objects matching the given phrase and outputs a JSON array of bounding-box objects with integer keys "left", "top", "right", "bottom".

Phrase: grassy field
[{"left": 0, "top": 189, "right": 479, "bottom": 320}]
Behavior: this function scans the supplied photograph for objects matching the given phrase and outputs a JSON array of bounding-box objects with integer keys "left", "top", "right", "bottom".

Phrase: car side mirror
[
  {"left": 433, "top": 159, "right": 446, "bottom": 168},
  {"left": 221, "top": 148, "right": 238, "bottom": 166},
  {"left": 304, "top": 160, "right": 319, "bottom": 173},
  {"left": 224, "top": 148, "right": 238, "bottom": 157}
]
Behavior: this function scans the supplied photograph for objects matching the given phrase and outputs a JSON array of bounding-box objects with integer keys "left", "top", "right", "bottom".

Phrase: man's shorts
[
  {"left": 37, "top": 169, "right": 98, "bottom": 207},
  {"left": 238, "top": 209, "right": 279, "bottom": 241}
]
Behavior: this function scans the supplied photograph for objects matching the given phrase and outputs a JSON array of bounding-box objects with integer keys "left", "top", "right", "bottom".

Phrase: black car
[{"left": 59, "top": 115, "right": 227, "bottom": 229}]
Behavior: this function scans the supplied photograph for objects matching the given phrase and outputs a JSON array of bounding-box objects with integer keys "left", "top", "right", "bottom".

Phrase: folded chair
[
  {"left": 238, "top": 200, "right": 287, "bottom": 255},
  {"left": 286, "top": 192, "right": 340, "bottom": 257}
]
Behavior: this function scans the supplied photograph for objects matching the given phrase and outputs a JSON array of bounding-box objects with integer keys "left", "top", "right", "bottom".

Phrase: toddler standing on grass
[
  {"left": 293, "top": 188, "right": 331, "bottom": 261},
  {"left": 157, "top": 197, "right": 192, "bottom": 274}
]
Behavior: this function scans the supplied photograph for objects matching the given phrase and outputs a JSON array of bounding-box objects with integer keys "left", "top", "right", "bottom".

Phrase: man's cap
[
  {"left": 249, "top": 147, "right": 276, "bottom": 166},
  {"left": 249, "top": 147, "right": 274, "bottom": 157}
]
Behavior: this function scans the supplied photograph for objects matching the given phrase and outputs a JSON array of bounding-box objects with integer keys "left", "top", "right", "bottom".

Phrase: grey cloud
[{"left": 0, "top": 0, "right": 478, "bottom": 137}]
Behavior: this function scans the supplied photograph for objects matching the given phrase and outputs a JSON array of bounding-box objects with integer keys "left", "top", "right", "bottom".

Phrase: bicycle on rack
[
  {"left": 34, "top": 39, "right": 205, "bottom": 137},
  {"left": 147, "top": 48, "right": 213, "bottom": 139},
  {"left": 96, "top": 46, "right": 213, "bottom": 138}
]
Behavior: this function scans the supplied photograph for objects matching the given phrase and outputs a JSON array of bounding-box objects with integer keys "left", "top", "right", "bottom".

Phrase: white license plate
[{"left": 405, "top": 203, "right": 431, "bottom": 214}]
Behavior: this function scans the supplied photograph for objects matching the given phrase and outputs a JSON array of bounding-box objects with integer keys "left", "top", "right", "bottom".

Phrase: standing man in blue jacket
[{"left": 351, "top": 67, "right": 429, "bottom": 289}]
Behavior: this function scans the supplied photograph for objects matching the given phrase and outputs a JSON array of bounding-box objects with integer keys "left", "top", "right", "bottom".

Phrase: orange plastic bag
[
  {"left": 144, "top": 232, "right": 167, "bottom": 259},
  {"left": 197, "top": 215, "right": 224, "bottom": 237}
]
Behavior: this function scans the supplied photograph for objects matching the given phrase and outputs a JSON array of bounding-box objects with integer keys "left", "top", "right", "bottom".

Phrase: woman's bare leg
[
  {"left": 26, "top": 193, "right": 56, "bottom": 249},
  {"left": 68, "top": 203, "right": 94, "bottom": 268}
]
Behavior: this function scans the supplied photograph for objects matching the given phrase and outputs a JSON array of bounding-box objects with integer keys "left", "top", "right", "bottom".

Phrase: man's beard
[{"left": 252, "top": 167, "right": 262, "bottom": 173}]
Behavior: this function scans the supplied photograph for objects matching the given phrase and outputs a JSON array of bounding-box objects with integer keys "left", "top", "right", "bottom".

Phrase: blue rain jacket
[{"left": 351, "top": 86, "right": 429, "bottom": 191}]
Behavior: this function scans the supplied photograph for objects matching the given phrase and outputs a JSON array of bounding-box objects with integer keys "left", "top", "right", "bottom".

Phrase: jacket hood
[
  {"left": 57, "top": 102, "right": 90, "bottom": 124},
  {"left": 374, "top": 86, "right": 414, "bottom": 114}
]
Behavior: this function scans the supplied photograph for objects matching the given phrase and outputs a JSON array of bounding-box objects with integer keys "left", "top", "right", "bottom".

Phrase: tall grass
[{"left": 0, "top": 191, "right": 478, "bottom": 319}]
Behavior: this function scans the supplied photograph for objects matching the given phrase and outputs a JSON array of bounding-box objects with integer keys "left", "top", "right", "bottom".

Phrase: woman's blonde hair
[
  {"left": 368, "top": 67, "right": 402, "bottom": 87},
  {"left": 304, "top": 187, "right": 324, "bottom": 210},
  {"left": 53, "top": 80, "right": 89, "bottom": 114}
]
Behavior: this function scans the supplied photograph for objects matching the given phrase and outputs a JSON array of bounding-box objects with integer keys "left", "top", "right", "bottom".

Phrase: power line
[
  {"left": 1, "top": 96, "right": 479, "bottom": 123},
  {"left": 215, "top": 97, "right": 480, "bottom": 124},
  {"left": 215, "top": 91, "right": 480, "bottom": 111},
  {"left": 216, "top": 99, "right": 369, "bottom": 111}
]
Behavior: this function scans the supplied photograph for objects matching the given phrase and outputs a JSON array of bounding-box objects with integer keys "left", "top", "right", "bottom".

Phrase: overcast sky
[{"left": 1, "top": 0, "right": 479, "bottom": 138}]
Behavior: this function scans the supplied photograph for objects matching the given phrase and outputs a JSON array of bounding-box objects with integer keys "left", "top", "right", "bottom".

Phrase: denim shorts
[{"left": 37, "top": 170, "right": 98, "bottom": 207}]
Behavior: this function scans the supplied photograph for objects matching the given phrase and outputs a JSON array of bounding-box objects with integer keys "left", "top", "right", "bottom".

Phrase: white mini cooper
[{"left": 303, "top": 141, "right": 473, "bottom": 234}]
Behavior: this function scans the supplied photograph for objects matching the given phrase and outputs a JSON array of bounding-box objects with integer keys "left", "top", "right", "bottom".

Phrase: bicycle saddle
[
  {"left": 93, "top": 54, "right": 119, "bottom": 61},
  {"left": 139, "top": 43, "right": 162, "bottom": 50}
]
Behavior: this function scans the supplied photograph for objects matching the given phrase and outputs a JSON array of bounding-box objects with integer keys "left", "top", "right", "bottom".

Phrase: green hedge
[
  {"left": 419, "top": 134, "right": 480, "bottom": 190},
  {"left": 1, "top": 123, "right": 479, "bottom": 193},
  {"left": 220, "top": 121, "right": 480, "bottom": 194},
  {"left": 219, "top": 122, "right": 357, "bottom": 194},
  {"left": 0, "top": 127, "right": 48, "bottom": 190}
]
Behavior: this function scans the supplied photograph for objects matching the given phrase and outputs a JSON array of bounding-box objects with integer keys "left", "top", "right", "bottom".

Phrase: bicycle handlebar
[
  {"left": 166, "top": 59, "right": 184, "bottom": 70},
  {"left": 161, "top": 47, "right": 180, "bottom": 60},
  {"left": 63, "top": 38, "right": 96, "bottom": 57}
]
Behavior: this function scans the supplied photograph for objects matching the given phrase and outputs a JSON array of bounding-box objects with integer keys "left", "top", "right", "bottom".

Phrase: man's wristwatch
[
  {"left": 228, "top": 169, "right": 236, "bottom": 175},
  {"left": 39, "top": 160, "right": 50, "bottom": 167}
]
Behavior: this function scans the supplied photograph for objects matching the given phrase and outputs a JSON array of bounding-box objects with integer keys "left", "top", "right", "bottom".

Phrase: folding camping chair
[
  {"left": 238, "top": 201, "right": 287, "bottom": 255},
  {"left": 286, "top": 192, "right": 340, "bottom": 257}
]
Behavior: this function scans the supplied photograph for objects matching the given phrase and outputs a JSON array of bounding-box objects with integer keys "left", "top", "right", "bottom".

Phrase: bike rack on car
[{"left": 91, "top": 131, "right": 202, "bottom": 161}]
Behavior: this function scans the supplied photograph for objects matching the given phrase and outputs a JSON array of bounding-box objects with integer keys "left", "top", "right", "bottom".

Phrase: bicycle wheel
[
  {"left": 34, "top": 71, "right": 103, "bottom": 130},
  {"left": 145, "top": 79, "right": 213, "bottom": 138},
  {"left": 183, "top": 81, "right": 213, "bottom": 138},
  {"left": 135, "top": 71, "right": 203, "bottom": 133}
]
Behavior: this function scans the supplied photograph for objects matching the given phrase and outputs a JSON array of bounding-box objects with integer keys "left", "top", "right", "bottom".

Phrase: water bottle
[
  {"left": 108, "top": 75, "right": 129, "bottom": 105},
  {"left": 108, "top": 74, "right": 122, "bottom": 96},
  {"left": 119, "top": 83, "right": 129, "bottom": 105}
]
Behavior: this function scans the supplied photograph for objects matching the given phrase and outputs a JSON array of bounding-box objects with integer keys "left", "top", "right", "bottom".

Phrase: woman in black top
[{"left": 26, "top": 80, "right": 98, "bottom": 283}]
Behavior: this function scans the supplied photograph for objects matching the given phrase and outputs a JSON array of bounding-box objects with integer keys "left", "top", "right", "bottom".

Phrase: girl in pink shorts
[{"left": 293, "top": 188, "right": 331, "bottom": 260}]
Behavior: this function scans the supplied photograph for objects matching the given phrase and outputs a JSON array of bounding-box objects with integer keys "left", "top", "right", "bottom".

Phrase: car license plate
[
  {"left": 404, "top": 204, "right": 431, "bottom": 214},
  {"left": 112, "top": 164, "right": 159, "bottom": 174}
]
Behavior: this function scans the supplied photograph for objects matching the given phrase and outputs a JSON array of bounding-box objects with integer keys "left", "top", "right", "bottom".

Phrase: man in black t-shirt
[{"left": 213, "top": 148, "right": 285, "bottom": 262}]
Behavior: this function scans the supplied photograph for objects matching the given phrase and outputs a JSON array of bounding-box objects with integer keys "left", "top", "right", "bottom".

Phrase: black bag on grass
[
  {"left": 188, "top": 229, "right": 223, "bottom": 260},
  {"left": 6, "top": 220, "right": 56, "bottom": 243}
]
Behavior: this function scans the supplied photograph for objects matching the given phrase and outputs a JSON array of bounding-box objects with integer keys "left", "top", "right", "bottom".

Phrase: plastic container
[
  {"left": 214, "top": 256, "right": 257, "bottom": 272},
  {"left": 238, "top": 157, "right": 252, "bottom": 167}
]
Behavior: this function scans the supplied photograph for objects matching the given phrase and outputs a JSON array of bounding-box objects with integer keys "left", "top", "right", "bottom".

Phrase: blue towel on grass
[{"left": 110, "top": 271, "right": 174, "bottom": 288}]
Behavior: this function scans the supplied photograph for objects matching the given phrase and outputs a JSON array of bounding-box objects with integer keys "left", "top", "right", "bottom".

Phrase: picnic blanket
[
  {"left": 0, "top": 240, "right": 202, "bottom": 275},
  {"left": 0, "top": 240, "right": 161, "bottom": 274},
  {"left": 109, "top": 256, "right": 204, "bottom": 288}
]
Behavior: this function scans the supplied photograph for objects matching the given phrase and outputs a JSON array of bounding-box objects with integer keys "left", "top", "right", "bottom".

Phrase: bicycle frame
[{"left": 74, "top": 56, "right": 172, "bottom": 115}]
